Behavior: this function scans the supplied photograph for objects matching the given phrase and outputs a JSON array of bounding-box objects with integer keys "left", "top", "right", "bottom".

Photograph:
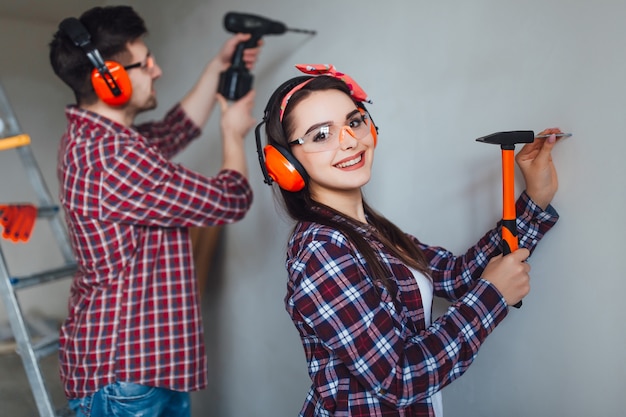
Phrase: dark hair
[
  {"left": 263, "top": 76, "right": 430, "bottom": 285},
  {"left": 49, "top": 6, "right": 147, "bottom": 105}
]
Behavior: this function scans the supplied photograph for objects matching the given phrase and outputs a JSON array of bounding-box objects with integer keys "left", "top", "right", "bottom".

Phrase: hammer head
[{"left": 476, "top": 130, "right": 535, "bottom": 149}]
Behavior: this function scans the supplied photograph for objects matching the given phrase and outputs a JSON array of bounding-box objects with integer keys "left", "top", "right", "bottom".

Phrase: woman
[{"left": 256, "top": 64, "right": 561, "bottom": 416}]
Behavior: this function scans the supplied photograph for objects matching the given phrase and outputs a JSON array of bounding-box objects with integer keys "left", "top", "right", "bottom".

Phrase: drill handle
[
  {"left": 230, "top": 32, "right": 262, "bottom": 67},
  {"left": 242, "top": 32, "right": 263, "bottom": 48},
  {"left": 230, "top": 42, "right": 247, "bottom": 67}
]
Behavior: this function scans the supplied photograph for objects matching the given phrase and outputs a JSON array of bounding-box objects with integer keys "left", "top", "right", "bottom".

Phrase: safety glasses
[
  {"left": 124, "top": 54, "right": 155, "bottom": 72},
  {"left": 288, "top": 111, "right": 372, "bottom": 153}
]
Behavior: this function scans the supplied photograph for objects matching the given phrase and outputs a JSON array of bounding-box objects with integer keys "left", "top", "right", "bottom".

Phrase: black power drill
[{"left": 218, "top": 12, "right": 316, "bottom": 100}]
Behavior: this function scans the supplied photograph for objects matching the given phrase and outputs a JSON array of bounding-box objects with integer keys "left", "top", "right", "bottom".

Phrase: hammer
[{"left": 476, "top": 130, "right": 535, "bottom": 308}]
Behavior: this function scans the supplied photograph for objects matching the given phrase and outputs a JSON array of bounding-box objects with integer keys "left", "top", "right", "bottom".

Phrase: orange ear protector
[
  {"left": 255, "top": 119, "right": 309, "bottom": 192},
  {"left": 255, "top": 105, "right": 378, "bottom": 192},
  {"left": 90, "top": 62, "right": 132, "bottom": 106},
  {"left": 59, "top": 17, "right": 132, "bottom": 106}
]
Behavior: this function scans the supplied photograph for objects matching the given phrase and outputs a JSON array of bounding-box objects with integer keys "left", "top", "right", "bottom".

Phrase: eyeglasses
[
  {"left": 288, "top": 111, "right": 372, "bottom": 153},
  {"left": 123, "top": 54, "right": 155, "bottom": 72}
]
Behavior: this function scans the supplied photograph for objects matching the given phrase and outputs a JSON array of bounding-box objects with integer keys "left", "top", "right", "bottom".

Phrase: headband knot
[{"left": 279, "top": 64, "right": 372, "bottom": 121}]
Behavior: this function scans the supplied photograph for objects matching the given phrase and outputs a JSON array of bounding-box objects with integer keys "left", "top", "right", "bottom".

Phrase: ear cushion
[
  {"left": 264, "top": 144, "right": 308, "bottom": 192},
  {"left": 91, "top": 61, "right": 132, "bottom": 106}
]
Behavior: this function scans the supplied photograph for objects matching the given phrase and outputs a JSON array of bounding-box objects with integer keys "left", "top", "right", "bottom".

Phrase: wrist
[
  {"left": 208, "top": 55, "right": 228, "bottom": 75},
  {"left": 222, "top": 132, "right": 246, "bottom": 153},
  {"left": 525, "top": 190, "right": 552, "bottom": 211}
]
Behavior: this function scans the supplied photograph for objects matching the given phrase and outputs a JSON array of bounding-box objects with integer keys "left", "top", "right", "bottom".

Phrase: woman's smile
[{"left": 334, "top": 151, "right": 364, "bottom": 169}]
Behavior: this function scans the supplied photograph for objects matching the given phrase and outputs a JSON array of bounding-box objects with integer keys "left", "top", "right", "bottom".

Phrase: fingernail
[{"left": 548, "top": 134, "right": 556, "bottom": 144}]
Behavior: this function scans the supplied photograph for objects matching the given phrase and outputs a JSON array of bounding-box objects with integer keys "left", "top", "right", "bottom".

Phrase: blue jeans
[{"left": 68, "top": 382, "right": 190, "bottom": 417}]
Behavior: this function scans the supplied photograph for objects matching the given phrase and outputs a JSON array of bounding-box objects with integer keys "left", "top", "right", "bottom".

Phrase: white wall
[{"left": 1, "top": 0, "right": 624, "bottom": 416}]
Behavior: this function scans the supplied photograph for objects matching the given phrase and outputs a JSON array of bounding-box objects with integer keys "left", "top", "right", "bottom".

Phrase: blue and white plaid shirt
[{"left": 285, "top": 192, "right": 558, "bottom": 416}]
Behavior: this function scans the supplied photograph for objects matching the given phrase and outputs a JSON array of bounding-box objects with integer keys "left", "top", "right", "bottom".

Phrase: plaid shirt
[
  {"left": 286, "top": 193, "right": 558, "bottom": 416},
  {"left": 57, "top": 104, "right": 253, "bottom": 398}
]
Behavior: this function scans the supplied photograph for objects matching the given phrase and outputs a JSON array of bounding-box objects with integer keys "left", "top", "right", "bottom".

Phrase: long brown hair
[{"left": 262, "top": 75, "right": 430, "bottom": 284}]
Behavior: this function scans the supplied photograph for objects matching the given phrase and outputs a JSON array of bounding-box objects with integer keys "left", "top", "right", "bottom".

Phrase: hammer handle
[
  {"left": 501, "top": 148, "right": 522, "bottom": 308},
  {"left": 501, "top": 219, "right": 518, "bottom": 254}
]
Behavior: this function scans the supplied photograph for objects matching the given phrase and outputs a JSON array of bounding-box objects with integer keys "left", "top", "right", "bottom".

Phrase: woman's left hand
[{"left": 515, "top": 127, "right": 564, "bottom": 210}]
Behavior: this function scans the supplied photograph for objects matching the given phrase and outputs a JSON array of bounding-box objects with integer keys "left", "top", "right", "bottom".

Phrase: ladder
[{"left": 0, "top": 83, "right": 76, "bottom": 417}]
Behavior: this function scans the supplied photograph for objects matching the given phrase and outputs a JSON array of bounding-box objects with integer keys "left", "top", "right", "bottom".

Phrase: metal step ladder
[{"left": 0, "top": 83, "right": 76, "bottom": 417}]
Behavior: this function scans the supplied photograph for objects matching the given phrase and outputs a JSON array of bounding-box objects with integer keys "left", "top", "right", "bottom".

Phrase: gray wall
[
  {"left": 1, "top": 0, "right": 624, "bottom": 416},
  {"left": 0, "top": 15, "right": 74, "bottom": 328}
]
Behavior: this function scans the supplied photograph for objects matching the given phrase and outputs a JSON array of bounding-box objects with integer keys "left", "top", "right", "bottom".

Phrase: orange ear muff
[
  {"left": 263, "top": 144, "right": 308, "bottom": 192},
  {"left": 91, "top": 61, "right": 132, "bottom": 106}
]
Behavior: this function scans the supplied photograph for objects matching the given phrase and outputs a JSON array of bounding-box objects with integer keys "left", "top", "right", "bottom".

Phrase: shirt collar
[
  {"left": 310, "top": 204, "right": 376, "bottom": 238},
  {"left": 65, "top": 105, "right": 137, "bottom": 137}
]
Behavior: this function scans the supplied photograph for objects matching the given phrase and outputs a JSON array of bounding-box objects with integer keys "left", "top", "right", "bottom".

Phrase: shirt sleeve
[
  {"left": 98, "top": 136, "right": 252, "bottom": 227},
  {"left": 134, "top": 103, "right": 202, "bottom": 160},
  {"left": 417, "top": 190, "right": 559, "bottom": 301},
  {"left": 287, "top": 229, "right": 508, "bottom": 408}
]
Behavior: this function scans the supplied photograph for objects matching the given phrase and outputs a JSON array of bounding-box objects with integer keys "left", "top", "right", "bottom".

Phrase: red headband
[{"left": 279, "top": 64, "right": 372, "bottom": 121}]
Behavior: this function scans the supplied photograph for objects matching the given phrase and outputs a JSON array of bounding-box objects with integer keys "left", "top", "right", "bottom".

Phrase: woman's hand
[
  {"left": 482, "top": 248, "right": 531, "bottom": 306},
  {"left": 515, "top": 127, "right": 564, "bottom": 210}
]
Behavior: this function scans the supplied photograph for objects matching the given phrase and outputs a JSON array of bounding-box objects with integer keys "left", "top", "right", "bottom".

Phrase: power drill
[{"left": 218, "top": 12, "right": 316, "bottom": 100}]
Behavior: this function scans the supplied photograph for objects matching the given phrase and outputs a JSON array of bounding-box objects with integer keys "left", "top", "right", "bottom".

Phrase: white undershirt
[{"left": 408, "top": 267, "right": 443, "bottom": 417}]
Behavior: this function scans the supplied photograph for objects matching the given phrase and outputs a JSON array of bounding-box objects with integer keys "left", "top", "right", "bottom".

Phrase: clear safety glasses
[{"left": 288, "top": 111, "right": 372, "bottom": 153}]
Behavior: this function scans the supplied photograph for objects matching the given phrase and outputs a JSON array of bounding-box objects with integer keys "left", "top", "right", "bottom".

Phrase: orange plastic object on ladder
[
  {"left": 0, "top": 133, "right": 31, "bottom": 151},
  {"left": 0, "top": 204, "right": 37, "bottom": 243}
]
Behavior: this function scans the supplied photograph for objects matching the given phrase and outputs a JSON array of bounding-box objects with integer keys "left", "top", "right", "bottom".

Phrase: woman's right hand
[{"left": 481, "top": 248, "right": 531, "bottom": 306}]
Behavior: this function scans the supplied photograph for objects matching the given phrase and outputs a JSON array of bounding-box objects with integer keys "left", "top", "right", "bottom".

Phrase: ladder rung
[
  {"left": 0, "top": 205, "right": 58, "bottom": 218},
  {"left": 11, "top": 263, "right": 77, "bottom": 290},
  {"left": 31, "top": 333, "right": 60, "bottom": 359},
  {"left": 36, "top": 205, "right": 60, "bottom": 218},
  {"left": 0, "top": 133, "right": 31, "bottom": 151}
]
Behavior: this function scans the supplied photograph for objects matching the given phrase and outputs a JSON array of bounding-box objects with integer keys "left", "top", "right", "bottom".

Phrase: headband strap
[{"left": 279, "top": 64, "right": 372, "bottom": 121}]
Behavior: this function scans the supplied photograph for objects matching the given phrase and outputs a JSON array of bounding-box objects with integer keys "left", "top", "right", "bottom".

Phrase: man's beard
[{"left": 137, "top": 97, "right": 158, "bottom": 114}]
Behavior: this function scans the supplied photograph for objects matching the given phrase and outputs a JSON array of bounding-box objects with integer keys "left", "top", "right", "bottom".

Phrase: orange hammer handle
[
  {"left": 502, "top": 147, "right": 522, "bottom": 308},
  {"left": 501, "top": 148, "right": 518, "bottom": 254}
]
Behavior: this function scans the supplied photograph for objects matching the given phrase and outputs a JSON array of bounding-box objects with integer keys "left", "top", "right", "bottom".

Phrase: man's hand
[
  {"left": 216, "top": 90, "right": 256, "bottom": 176},
  {"left": 180, "top": 34, "right": 262, "bottom": 128},
  {"left": 215, "top": 33, "right": 263, "bottom": 72}
]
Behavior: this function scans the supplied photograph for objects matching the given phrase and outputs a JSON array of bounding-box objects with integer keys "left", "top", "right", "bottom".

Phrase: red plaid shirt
[
  {"left": 286, "top": 193, "right": 558, "bottom": 416},
  {"left": 57, "top": 104, "right": 252, "bottom": 398}
]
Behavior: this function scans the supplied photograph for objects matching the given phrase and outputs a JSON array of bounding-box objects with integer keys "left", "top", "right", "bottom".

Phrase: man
[{"left": 49, "top": 5, "right": 260, "bottom": 416}]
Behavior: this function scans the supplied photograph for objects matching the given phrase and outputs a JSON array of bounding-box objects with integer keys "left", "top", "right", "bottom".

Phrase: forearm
[
  {"left": 134, "top": 104, "right": 201, "bottom": 159},
  {"left": 180, "top": 58, "right": 224, "bottom": 128},
  {"left": 516, "top": 190, "right": 559, "bottom": 254},
  {"left": 419, "top": 228, "right": 501, "bottom": 301},
  {"left": 101, "top": 152, "right": 253, "bottom": 228},
  {"left": 421, "top": 190, "right": 558, "bottom": 300},
  {"left": 220, "top": 132, "right": 248, "bottom": 178}
]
